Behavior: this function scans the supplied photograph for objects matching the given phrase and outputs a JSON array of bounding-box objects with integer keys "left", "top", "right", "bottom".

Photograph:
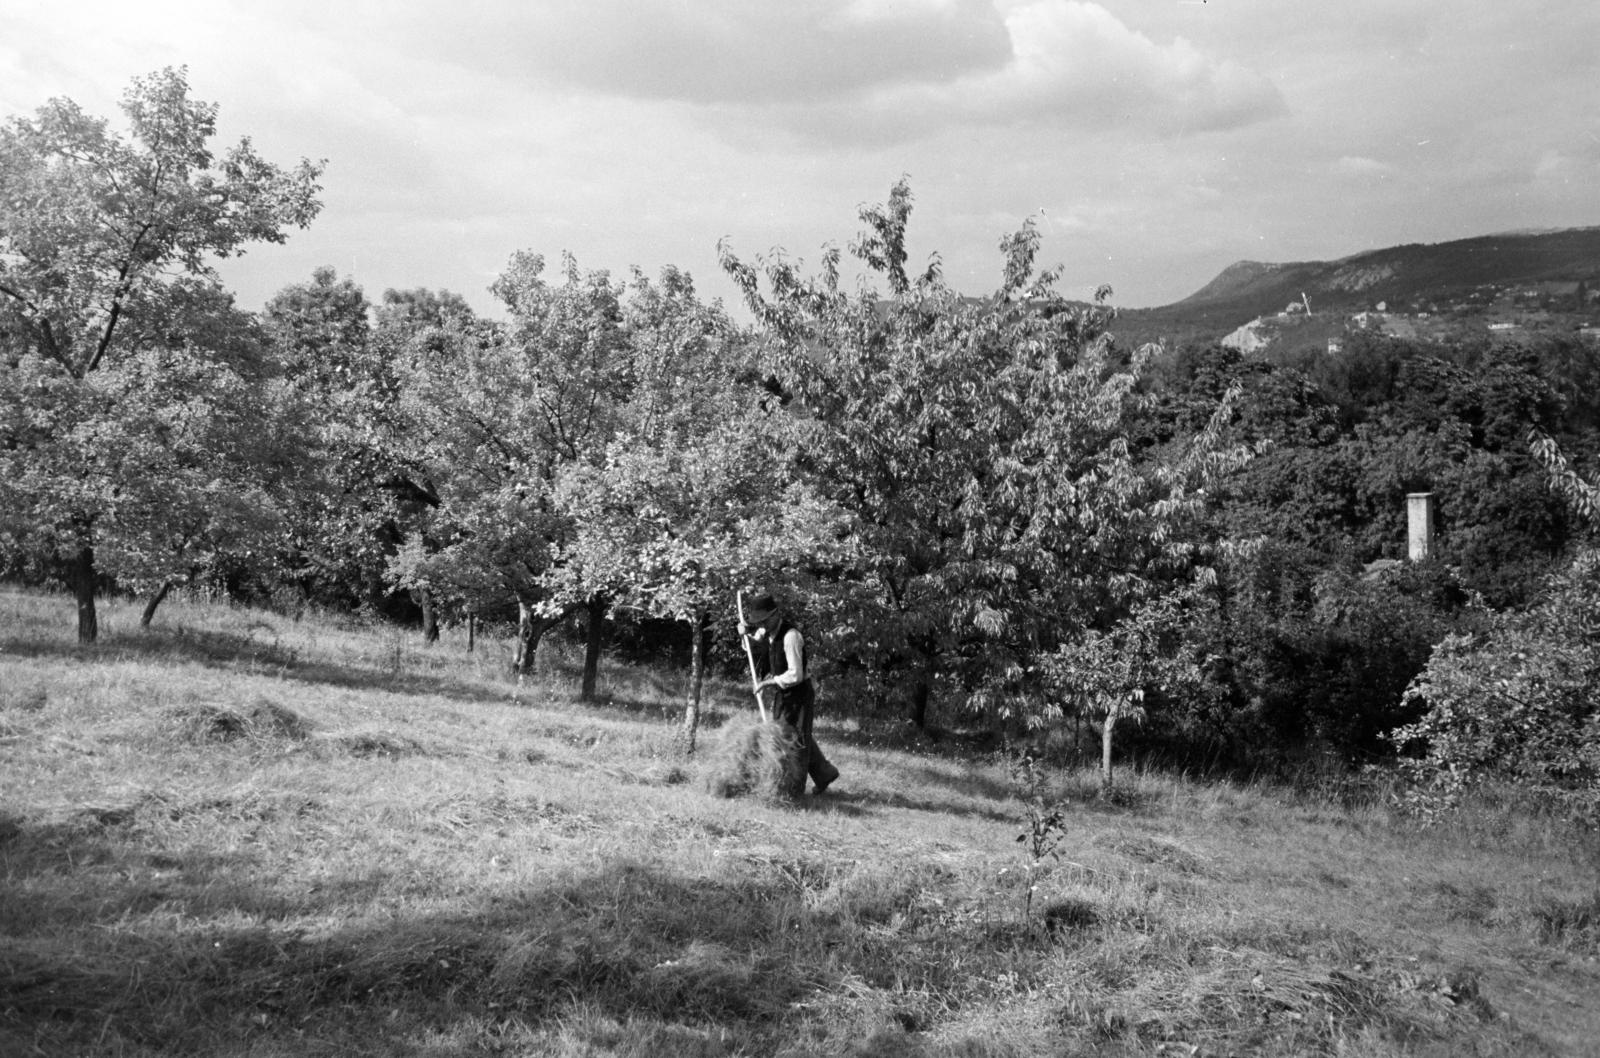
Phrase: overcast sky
[{"left": 5, "top": 1, "right": 1596, "bottom": 316}]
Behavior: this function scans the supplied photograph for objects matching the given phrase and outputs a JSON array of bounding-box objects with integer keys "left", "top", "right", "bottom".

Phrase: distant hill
[{"left": 1113, "top": 226, "right": 1600, "bottom": 350}]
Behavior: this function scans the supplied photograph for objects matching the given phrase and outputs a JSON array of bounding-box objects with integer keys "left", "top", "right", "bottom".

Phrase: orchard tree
[
  {"left": 559, "top": 429, "right": 840, "bottom": 739},
  {"left": 553, "top": 265, "right": 848, "bottom": 735},
  {"left": 545, "top": 266, "right": 747, "bottom": 701},
  {"left": 0, "top": 285, "right": 300, "bottom": 628},
  {"left": 264, "top": 266, "right": 372, "bottom": 392},
  {"left": 104, "top": 281, "right": 304, "bottom": 625},
  {"left": 376, "top": 287, "right": 474, "bottom": 334},
  {"left": 721, "top": 180, "right": 1247, "bottom": 732},
  {"left": 371, "top": 287, "right": 475, "bottom": 638},
  {"left": 1042, "top": 592, "right": 1203, "bottom": 794},
  {"left": 261, "top": 267, "right": 445, "bottom": 621},
  {"left": 390, "top": 253, "right": 629, "bottom": 672},
  {"left": 0, "top": 67, "right": 323, "bottom": 641}
]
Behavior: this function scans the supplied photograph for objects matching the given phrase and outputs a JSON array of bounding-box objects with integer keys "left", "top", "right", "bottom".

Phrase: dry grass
[
  {"left": 701, "top": 715, "right": 806, "bottom": 801},
  {"left": 2, "top": 585, "right": 1598, "bottom": 1057}
]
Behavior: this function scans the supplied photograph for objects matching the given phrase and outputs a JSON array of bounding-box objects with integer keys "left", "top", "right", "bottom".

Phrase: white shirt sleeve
[{"left": 771, "top": 628, "right": 806, "bottom": 687}]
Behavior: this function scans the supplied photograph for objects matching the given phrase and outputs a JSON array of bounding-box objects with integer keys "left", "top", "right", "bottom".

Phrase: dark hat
[{"left": 744, "top": 593, "right": 778, "bottom": 623}]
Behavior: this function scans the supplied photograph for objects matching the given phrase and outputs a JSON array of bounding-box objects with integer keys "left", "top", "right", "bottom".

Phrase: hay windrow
[
  {"left": 171, "top": 699, "right": 311, "bottom": 743},
  {"left": 1101, "top": 834, "right": 1207, "bottom": 876},
  {"left": 701, "top": 716, "right": 805, "bottom": 802},
  {"left": 337, "top": 732, "right": 424, "bottom": 759}
]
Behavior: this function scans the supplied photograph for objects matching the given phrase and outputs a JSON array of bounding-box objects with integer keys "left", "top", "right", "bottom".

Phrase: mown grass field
[{"left": 2, "top": 587, "right": 1597, "bottom": 1057}]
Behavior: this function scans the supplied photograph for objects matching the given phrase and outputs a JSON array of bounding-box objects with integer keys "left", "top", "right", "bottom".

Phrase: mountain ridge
[{"left": 1114, "top": 225, "right": 1600, "bottom": 348}]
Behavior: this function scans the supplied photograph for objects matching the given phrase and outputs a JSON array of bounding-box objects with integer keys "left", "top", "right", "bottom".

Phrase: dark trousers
[{"left": 774, "top": 680, "right": 838, "bottom": 790}]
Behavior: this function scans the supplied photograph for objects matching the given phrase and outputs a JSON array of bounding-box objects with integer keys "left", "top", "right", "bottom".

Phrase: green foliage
[
  {"left": 1137, "top": 541, "right": 1483, "bottom": 770},
  {"left": 1133, "top": 329, "right": 1597, "bottom": 770},
  {"left": 721, "top": 180, "right": 1247, "bottom": 729},
  {"left": 1530, "top": 427, "right": 1600, "bottom": 527},
  {"left": 388, "top": 253, "right": 719, "bottom": 670},
  {"left": 1039, "top": 590, "right": 1212, "bottom": 790},
  {"left": 375, "top": 286, "right": 473, "bottom": 335},
  {"left": 0, "top": 68, "right": 323, "bottom": 640},
  {"left": 1391, "top": 550, "right": 1600, "bottom": 825},
  {"left": 1, "top": 329, "right": 291, "bottom": 582},
  {"left": 261, "top": 267, "right": 408, "bottom": 613},
  {"left": 388, "top": 297, "right": 570, "bottom": 627},
  {"left": 0, "top": 67, "right": 322, "bottom": 380},
  {"left": 545, "top": 265, "right": 774, "bottom": 627},
  {"left": 1006, "top": 751, "right": 1066, "bottom": 927},
  {"left": 1164, "top": 335, "right": 1581, "bottom": 608},
  {"left": 263, "top": 266, "right": 373, "bottom": 391}
]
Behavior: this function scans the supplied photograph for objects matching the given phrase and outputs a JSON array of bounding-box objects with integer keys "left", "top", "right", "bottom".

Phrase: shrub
[
  {"left": 1158, "top": 546, "right": 1478, "bottom": 770},
  {"left": 1390, "top": 549, "right": 1600, "bottom": 825}
]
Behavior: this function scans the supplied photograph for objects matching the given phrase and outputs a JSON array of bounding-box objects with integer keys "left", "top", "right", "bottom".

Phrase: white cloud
[
  {"left": 1334, "top": 156, "right": 1393, "bottom": 178},
  {"left": 973, "top": 2, "right": 1284, "bottom": 131},
  {"left": 367, "top": 0, "right": 1284, "bottom": 147},
  {"left": 732, "top": 1, "right": 1285, "bottom": 145},
  {"left": 396, "top": 0, "right": 1013, "bottom": 106}
]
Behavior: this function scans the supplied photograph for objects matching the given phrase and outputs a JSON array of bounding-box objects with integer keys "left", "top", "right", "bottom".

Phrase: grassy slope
[{"left": 2, "top": 588, "right": 1597, "bottom": 1057}]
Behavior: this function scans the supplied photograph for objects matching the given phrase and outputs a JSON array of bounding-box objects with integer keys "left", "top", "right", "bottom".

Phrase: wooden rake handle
[{"left": 737, "top": 591, "right": 770, "bottom": 723}]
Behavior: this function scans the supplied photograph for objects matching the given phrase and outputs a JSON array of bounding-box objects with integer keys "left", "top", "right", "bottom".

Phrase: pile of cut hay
[
  {"left": 702, "top": 715, "right": 805, "bottom": 801},
  {"left": 172, "top": 698, "right": 311, "bottom": 743}
]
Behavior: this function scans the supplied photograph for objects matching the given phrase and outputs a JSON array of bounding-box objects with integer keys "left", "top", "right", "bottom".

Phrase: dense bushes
[
  {"left": 1390, "top": 549, "right": 1600, "bottom": 825},
  {"left": 1128, "top": 545, "right": 1480, "bottom": 771},
  {"left": 1122, "top": 331, "right": 1599, "bottom": 776}
]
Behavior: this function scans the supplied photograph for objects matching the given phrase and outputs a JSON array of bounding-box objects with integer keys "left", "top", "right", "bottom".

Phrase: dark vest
[
  {"left": 756, "top": 619, "right": 804, "bottom": 679},
  {"left": 757, "top": 619, "right": 814, "bottom": 715}
]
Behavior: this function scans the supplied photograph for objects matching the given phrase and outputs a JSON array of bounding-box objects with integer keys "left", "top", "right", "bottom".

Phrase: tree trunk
[
  {"left": 363, "top": 567, "right": 386, "bottom": 615},
  {"left": 580, "top": 594, "right": 607, "bottom": 701},
  {"left": 1100, "top": 705, "right": 1117, "bottom": 798},
  {"left": 73, "top": 544, "right": 98, "bottom": 644},
  {"left": 908, "top": 679, "right": 930, "bottom": 729},
  {"left": 140, "top": 580, "right": 174, "bottom": 628},
  {"left": 681, "top": 611, "right": 708, "bottom": 754},
  {"left": 467, "top": 613, "right": 476, "bottom": 654},
  {"left": 513, "top": 600, "right": 556, "bottom": 674},
  {"left": 418, "top": 588, "right": 440, "bottom": 645}
]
